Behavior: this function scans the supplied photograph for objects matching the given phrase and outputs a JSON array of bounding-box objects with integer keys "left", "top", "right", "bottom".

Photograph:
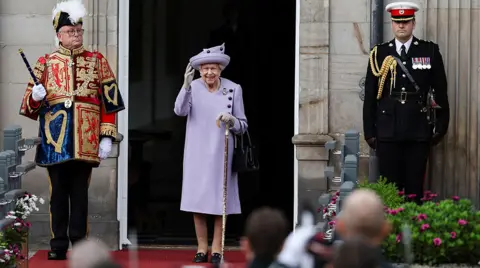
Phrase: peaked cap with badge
[
  {"left": 385, "top": 1, "right": 419, "bottom": 22},
  {"left": 362, "top": 1, "right": 450, "bottom": 204}
]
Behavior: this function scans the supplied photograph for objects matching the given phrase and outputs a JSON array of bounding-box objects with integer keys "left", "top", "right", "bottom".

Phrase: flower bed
[
  {"left": 321, "top": 179, "right": 480, "bottom": 265},
  {"left": 0, "top": 193, "right": 44, "bottom": 267}
]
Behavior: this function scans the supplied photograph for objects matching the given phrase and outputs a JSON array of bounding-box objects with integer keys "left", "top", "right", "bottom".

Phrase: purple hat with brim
[{"left": 189, "top": 43, "right": 231, "bottom": 70}]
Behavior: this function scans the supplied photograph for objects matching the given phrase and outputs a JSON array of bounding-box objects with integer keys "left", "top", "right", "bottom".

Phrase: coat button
[
  {"left": 228, "top": 97, "right": 232, "bottom": 100},
  {"left": 229, "top": 89, "right": 233, "bottom": 92},
  {"left": 403, "top": 61, "right": 406, "bottom": 65},
  {"left": 227, "top": 104, "right": 232, "bottom": 108},
  {"left": 382, "top": 110, "right": 385, "bottom": 113},
  {"left": 402, "top": 74, "right": 406, "bottom": 78}
]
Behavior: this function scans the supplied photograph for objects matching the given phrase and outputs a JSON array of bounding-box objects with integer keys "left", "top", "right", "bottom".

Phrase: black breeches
[
  {"left": 47, "top": 161, "right": 92, "bottom": 251},
  {"left": 376, "top": 141, "right": 430, "bottom": 203}
]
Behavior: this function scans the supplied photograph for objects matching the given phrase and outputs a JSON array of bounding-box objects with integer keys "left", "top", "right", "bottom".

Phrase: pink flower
[
  {"left": 424, "top": 190, "right": 432, "bottom": 195},
  {"left": 407, "top": 194, "right": 417, "bottom": 199},
  {"left": 396, "top": 234, "right": 402, "bottom": 243},
  {"left": 433, "top": 238, "right": 442, "bottom": 246},
  {"left": 452, "top": 196, "right": 460, "bottom": 201},
  {"left": 420, "top": 224, "right": 430, "bottom": 231},
  {"left": 398, "top": 191, "right": 405, "bottom": 196},
  {"left": 458, "top": 219, "right": 468, "bottom": 226},
  {"left": 317, "top": 208, "right": 322, "bottom": 213},
  {"left": 328, "top": 220, "right": 336, "bottom": 226},
  {"left": 388, "top": 208, "right": 404, "bottom": 216},
  {"left": 417, "top": 214, "right": 427, "bottom": 221},
  {"left": 335, "top": 191, "right": 340, "bottom": 196},
  {"left": 323, "top": 207, "right": 327, "bottom": 213},
  {"left": 450, "top": 232, "right": 457, "bottom": 239}
]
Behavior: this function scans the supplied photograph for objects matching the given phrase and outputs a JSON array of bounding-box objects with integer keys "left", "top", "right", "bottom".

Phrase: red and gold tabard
[{"left": 19, "top": 45, "right": 125, "bottom": 167}]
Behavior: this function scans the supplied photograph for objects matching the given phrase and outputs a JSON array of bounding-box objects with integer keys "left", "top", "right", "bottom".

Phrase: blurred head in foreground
[
  {"left": 335, "top": 189, "right": 391, "bottom": 245},
  {"left": 68, "top": 239, "right": 112, "bottom": 268},
  {"left": 240, "top": 207, "right": 289, "bottom": 263}
]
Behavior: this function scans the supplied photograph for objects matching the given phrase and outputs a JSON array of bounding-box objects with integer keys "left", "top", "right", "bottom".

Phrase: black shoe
[
  {"left": 210, "top": 253, "right": 222, "bottom": 263},
  {"left": 48, "top": 250, "right": 67, "bottom": 260},
  {"left": 193, "top": 252, "right": 208, "bottom": 263}
]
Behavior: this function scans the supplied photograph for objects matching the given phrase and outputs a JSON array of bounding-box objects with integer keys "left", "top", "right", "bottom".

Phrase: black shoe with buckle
[
  {"left": 193, "top": 252, "right": 208, "bottom": 263},
  {"left": 210, "top": 253, "right": 222, "bottom": 263},
  {"left": 48, "top": 250, "right": 67, "bottom": 260}
]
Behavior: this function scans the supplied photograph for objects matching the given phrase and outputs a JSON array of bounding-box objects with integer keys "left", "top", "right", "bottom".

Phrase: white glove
[
  {"left": 216, "top": 112, "right": 236, "bottom": 127},
  {"left": 98, "top": 138, "right": 112, "bottom": 160},
  {"left": 182, "top": 63, "right": 195, "bottom": 90},
  {"left": 277, "top": 211, "right": 316, "bottom": 267},
  {"left": 31, "top": 84, "right": 47, "bottom": 102}
]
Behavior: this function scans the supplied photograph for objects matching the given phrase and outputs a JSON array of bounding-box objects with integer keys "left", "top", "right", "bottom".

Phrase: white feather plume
[{"left": 52, "top": 0, "right": 87, "bottom": 25}]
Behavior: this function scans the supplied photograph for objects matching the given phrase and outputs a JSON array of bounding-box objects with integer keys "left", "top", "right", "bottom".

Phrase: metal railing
[{"left": 316, "top": 129, "right": 362, "bottom": 240}]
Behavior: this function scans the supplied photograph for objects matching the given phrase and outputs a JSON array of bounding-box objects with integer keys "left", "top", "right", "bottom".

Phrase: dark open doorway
[{"left": 127, "top": 0, "right": 296, "bottom": 245}]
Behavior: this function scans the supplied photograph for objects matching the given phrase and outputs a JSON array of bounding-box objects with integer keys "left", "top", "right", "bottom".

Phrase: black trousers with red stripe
[
  {"left": 376, "top": 141, "right": 430, "bottom": 203},
  {"left": 47, "top": 161, "right": 92, "bottom": 251}
]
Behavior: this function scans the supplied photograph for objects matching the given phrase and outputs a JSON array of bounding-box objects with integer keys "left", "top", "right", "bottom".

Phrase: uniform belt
[{"left": 390, "top": 91, "right": 424, "bottom": 103}]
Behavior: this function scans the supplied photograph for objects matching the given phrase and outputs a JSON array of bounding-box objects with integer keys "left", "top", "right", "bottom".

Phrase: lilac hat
[{"left": 189, "top": 43, "right": 231, "bottom": 70}]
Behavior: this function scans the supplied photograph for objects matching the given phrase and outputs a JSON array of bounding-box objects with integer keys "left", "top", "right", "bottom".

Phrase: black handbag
[{"left": 232, "top": 123, "right": 259, "bottom": 173}]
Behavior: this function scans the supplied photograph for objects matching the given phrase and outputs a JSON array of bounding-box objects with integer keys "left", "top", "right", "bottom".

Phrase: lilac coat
[{"left": 174, "top": 78, "right": 248, "bottom": 215}]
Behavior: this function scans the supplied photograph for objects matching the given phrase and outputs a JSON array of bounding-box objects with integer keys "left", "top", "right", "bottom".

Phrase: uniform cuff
[{"left": 100, "top": 123, "right": 117, "bottom": 139}]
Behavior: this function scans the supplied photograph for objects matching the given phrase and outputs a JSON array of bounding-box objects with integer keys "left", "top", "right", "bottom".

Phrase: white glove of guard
[
  {"left": 216, "top": 112, "right": 236, "bottom": 127},
  {"left": 182, "top": 63, "right": 195, "bottom": 90},
  {"left": 98, "top": 138, "right": 112, "bottom": 160},
  {"left": 276, "top": 211, "right": 316, "bottom": 267},
  {"left": 32, "top": 84, "right": 47, "bottom": 102}
]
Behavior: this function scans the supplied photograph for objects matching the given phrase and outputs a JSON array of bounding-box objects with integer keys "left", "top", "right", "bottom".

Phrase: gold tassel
[{"left": 369, "top": 46, "right": 397, "bottom": 100}]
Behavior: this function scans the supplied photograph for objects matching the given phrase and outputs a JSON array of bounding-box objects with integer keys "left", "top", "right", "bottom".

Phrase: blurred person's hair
[
  {"left": 332, "top": 236, "right": 381, "bottom": 268},
  {"left": 69, "top": 239, "right": 112, "bottom": 268},
  {"left": 244, "top": 206, "right": 289, "bottom": 259},
  {"left": 339, "top": 189, "right": 387, "bottom": 240}
]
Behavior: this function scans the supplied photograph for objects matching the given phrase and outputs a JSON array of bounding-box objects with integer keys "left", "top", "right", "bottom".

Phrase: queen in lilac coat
[{"left": 173, "top": 43, "right": 248, "bottom": 262}]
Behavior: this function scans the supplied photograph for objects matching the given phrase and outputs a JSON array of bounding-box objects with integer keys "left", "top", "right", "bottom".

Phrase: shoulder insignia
[
  {"left": 370, "top": 41, "right": 388, "bottom": 51},
  {"left": 378, "top": 41, "right": 391, "bottom": 46},
  {"left": 416, "top": 39, "right": 436, "bottom": 45}
]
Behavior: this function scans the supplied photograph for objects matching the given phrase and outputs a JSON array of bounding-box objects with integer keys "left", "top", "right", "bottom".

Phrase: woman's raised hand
[{"left": 183, "top": 63, "right": 195, "bottom": 89}]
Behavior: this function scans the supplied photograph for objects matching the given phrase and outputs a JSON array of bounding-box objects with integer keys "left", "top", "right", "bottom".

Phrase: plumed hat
[
  {"left": 189, "top": 43, "right": 231, "bottom": 70},
  {"left": 52, "top": 0, "right": 87, "bottom": 32},
  {"left": 385, "top": 1, "right": 419, "bottom": 22}
]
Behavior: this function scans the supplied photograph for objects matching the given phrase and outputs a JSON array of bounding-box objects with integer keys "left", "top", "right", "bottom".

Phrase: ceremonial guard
[
  {"left": 363, "top": 1, "right": 449, "bottom": 203},
  {"left": 18, "top": 0, "right": 125, "bottom": 260}
]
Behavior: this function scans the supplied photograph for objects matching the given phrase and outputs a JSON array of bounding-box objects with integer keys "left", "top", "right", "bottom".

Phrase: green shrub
[
  {"left": 358, "top": 177, "right": 405, "bottom": 209},
  {"left": 383, "top": 195, "right": 480, "bottom": 265}
]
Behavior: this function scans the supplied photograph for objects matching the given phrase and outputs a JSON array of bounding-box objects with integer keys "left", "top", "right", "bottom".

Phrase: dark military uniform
[{"left": 363, "top": 36, "right": 449, "bottom": 201}]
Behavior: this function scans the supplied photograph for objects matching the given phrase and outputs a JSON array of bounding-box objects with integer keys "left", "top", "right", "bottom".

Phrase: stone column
[{"left": 292, "top": 0, "right": 331, "bottom": 223}]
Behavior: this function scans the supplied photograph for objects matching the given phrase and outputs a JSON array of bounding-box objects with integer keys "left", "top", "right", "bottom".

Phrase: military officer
[
  {"left": 363, "top": 1, "right": 449, "bottom": 203},
  {"left": 19, "top": 0, "right": 125, "bottom": 260}
]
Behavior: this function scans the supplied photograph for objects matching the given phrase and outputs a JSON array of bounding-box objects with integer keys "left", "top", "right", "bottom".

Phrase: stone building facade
[{"left": 0, "top": 0, "right": 478, "bottom": 249}]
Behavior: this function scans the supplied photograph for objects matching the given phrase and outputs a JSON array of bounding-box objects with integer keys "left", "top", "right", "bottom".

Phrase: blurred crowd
[{"left": 66, "top": 188, "right": 392, "bottom": 268}]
